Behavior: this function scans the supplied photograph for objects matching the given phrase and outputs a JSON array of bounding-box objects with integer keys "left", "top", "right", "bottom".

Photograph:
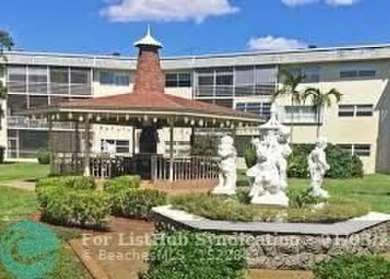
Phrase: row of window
[
  {"left": 7, "top": 94, "right": 89, "bottom": 115},
  {"left": 164, "top": 141, "right": 191, "bottom": 156},
  {"left": 100, "top": 139, "right": 130, "bottom": 154},
  {"left": 339, "top": 144, "right": 371, "bottom": 157},
  {"left": 235, "top": 102, "right": 272, "bottom": 119},
  {"left": 338, "top": 104, "right": 373, "bottom": 117},
  {"left": 7, "top": 66, "right": 92, "bottom": 95}
]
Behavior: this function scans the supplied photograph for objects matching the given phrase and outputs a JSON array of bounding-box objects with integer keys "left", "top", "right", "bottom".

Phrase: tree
[
  {"left": 0, "top": 30, "right": 14, "bottom": 130},
  {"left": 273, "top": 68, "right": 305, "bottom": 147},
  {"left": 302, "top": 87, "right": 342, "bottom": 137}
]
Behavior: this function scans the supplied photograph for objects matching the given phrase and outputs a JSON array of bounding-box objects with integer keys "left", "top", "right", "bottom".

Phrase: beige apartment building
[{"left": 0, "top": 44, "right": 389, "bottom": 173}]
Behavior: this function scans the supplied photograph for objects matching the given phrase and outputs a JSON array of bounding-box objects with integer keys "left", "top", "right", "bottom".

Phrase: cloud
[
  {"left": 282, "top": 0, "right": 360, "bottom": 7},
  {"left": 248, "top": 36, "right": 308, "bottom": 51},
  {"left": 102, "top": 0, "right": 239, "bottom": 23}
]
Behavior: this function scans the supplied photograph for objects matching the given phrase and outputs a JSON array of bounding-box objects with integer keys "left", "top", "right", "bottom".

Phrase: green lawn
[
  {"left": 239, "top": 170, "right": 390, "bottom": 213},
  {"left": 0, "top": 162, "right": 49, "bottom": 182},
  {"left": 0, "top": 164, "right": 89, "bottom": 279}
]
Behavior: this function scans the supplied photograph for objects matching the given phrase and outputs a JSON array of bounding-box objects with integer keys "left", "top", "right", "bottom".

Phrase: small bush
[
  {"left": 38, "top": 187, "right": 111, "bottom": 228},
  {"left": 142, "top": 231, "right": 246, "bottom": 279},
  {"left": 36, "top": 176, "right": 96, "bottom": 190},
  {"left": 313, "top": 253, "right": 390, "bottom": 279},
  {"left": 244, "top": 148, "right": 257, "bottom": 169},
  {"left": 103, "top": 175, "right": 141, "bottom": 191},
  {"left": 104, "top": 184, "right": 167, "bottom": 219},
  {"left": 37, "top": 148, "right": 50, "bottom": 164},
  {"left": 287, "top": 187, "right": 325, "bottom": 209}
]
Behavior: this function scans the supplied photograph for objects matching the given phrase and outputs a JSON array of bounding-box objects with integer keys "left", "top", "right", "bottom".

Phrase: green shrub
[
  {"left": 36, "top": 176, "right": 96, "bottom": 190},
  {"left": 103, "top": 175, "right": 141, "bottom": 191},
  {"left": 38, "top": 187, "right": 111, "bottom": 228},
  {"left": 143, "top": 231, "right": 246, "bottom": 279},
  {"left": 172, "top": 194, "right": 369, "bottom": 223},
  {"left": 37, "top": 148, "right": 50, "bottom": 164},
  {"left": 104, "top": 185, "right": 167, "bottom": 219},
  {"left": 235, "top": 187, "right": 251, "bottom": 204},
  {"left": 313, "top": 254, "right": 390, "bottom": 279},
  {"left": 288, "top": 144, "right": 363, "bottom": 179},
  {"left": 351, "top": 155, "right": 364, "bottom": 177},
  {"left": 35, "top": 176, "right": 107, "bottom": 228},
  {"left": 244, "top": 147, "right": 257, "bottom": 168},
  {"left": 287, "top": 187, "right": 325, "bottom": 209}
]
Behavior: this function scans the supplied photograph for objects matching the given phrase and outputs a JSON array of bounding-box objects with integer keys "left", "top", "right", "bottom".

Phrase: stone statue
[
  {"left": 102, "top": 140, "right": 116, "bottom": 154},
  {"left": 308, "top": 137, "right": 330, "bottom": 199},
  {"left": 276, "top": 127, "right": 292, "bottom": 190},
  {"left": 247, "top": 129, "right": 290, "bottom": 207},
  {"left": 246, "top": 103, "right": 290, "bottom": 207},
  {"left": 212, "top": 135, "right": 237, "bottom": 196}
]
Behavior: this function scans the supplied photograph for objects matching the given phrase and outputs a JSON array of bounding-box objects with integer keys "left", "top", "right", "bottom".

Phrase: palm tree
[
  {"left": 273, "top": 68, "right": 305, "bottom": 147},
  {"left": 0, "top": 30, "right": 14, "bottom": 130},
  {"left": 302, "top": 87, "right": 342, "bottom": 137}
]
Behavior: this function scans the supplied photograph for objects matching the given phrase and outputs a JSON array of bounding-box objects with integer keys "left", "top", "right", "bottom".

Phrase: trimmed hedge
[
  {"left": 36, "top": 176, "right": 110, "bottom": 229},
  {"left": 36, "top": 176, "right": 96, "bottom": 190},
  {"left": 244, "top": 143, "right": 364, "bottom": 179},
  {"left": 37, "top": 187, "right": 111, "bottom": 228},
  {"left": 103, "top": 175, "right": 166, "bottom": 219},
  {"left": 313, "top": 254, "right": 390, "bottom": 279},
  {"left": 103, "top": 175, "right": 141, "bottom": 191},
  {"left": 172, "top": 193, "right": 369, "bottom": 223},
  {"left": 142, "top": 231, "right": 246, "bottom": 279}
]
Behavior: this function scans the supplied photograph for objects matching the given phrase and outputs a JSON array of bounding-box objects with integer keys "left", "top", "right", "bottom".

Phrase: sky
[{"left": 0, "top": 0, "right": 388, "bottom": 56}]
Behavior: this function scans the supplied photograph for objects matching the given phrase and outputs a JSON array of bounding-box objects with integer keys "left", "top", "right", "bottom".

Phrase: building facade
[{"left": 1, "top": 44, "right": 390, "bottom": 173}]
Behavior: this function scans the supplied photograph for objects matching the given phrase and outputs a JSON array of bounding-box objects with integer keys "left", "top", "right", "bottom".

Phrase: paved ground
[
  {"left": 69, "top": 218, "right": 314, "bottom": 279},
  {"left": 0, "top": 180, "right": 35, "bottom": 191},
  {"left": 1, "top": 179, "right": 216, "bottom": 195}
]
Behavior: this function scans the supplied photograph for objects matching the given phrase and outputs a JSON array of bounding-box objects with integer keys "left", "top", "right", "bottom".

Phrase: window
[
  {"left": 338, "top": 105, "right": 355, "bottom": 117},
  {"left": 7, "top": 95, "right": 28, "bottom": 115},
  {"left": 164, "top": 141, "right": 191, "bottom": 156},
  {"left": 354, "top": 144, "right": 371, "bottom": 156},
  {"left": 29, "top": 96, "right": 48, "bottom": 108},
  {"left": 282, "top": 106, "right": 319, "bottom": 124},
  {"left": 7, "top": 66, "right": 27, "bottom": 92},
  {"left": 28, "top": 67, "right": 48, "bottom": 94},
  {"left": 235, "top": 102, "right": 271, "bottom": 119},
  {"left": 100, "top": 71, "right": 130, "bottom": 86},
  {"left": 287, "top": 66, "right": 320, "bottom": 83},
  {"left": 339, "top": 144, "right": 371, "bottom": 157},
  {"left": 100, "top": 139, "right": 130, "bottom": 154},
  {"left": 340, "top": 69, "right": 376, "bottom": 79},
  {"left": 165, "top": 72, "right": 191, "bottom": 87},
  {"left": 50, "top": 67, "right": 69, "bottom": 94},
  {"left": 339, "top": 104, "right": 373, "bottom": 117}
]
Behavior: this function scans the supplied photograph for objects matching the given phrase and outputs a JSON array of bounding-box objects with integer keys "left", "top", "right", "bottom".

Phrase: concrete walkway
[{"left": 0, "top": 180, "right": 35, "bottom": 191}]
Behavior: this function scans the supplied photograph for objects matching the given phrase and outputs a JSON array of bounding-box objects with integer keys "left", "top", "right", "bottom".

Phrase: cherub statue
[
  {"left": 275, "top": 126, "right": 292, "bottom": 190},
  {"left": 308, "top": 137, "right": 330, "bottom": 199},
  {"left": 212, "top": 135, "right": 237, "bottom": 195}
]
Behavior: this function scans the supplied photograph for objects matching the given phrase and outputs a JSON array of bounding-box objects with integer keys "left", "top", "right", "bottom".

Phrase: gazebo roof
[{"left": 23, "top": 28, "right": 262, "bottom": 128}]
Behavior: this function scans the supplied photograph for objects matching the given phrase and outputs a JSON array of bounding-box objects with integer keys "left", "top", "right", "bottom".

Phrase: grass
[
  {"left": 0, "top": 184, "right": 90, "bottom": 279},
  {"left": 0, "top": 162, "right": 49, "bottom": 182},
  {"left": 238, "top": 170, "right": 390, "bottom": 213},
  {"left": 0, "top": 186, "right": 38, "bottom": 223}
]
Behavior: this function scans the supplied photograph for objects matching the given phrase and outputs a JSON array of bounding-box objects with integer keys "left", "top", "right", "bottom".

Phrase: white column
[
  {"left": 169, "top": 121, "right": 174, "bottom": 182},
  {"left": 83, "top": 117, "right": 91, "bottom": 176}
]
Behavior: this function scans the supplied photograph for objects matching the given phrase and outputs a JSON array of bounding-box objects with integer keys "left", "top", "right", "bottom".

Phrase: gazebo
[{"left": 23, "top": 29, "right": 261, "bottom": 182}]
